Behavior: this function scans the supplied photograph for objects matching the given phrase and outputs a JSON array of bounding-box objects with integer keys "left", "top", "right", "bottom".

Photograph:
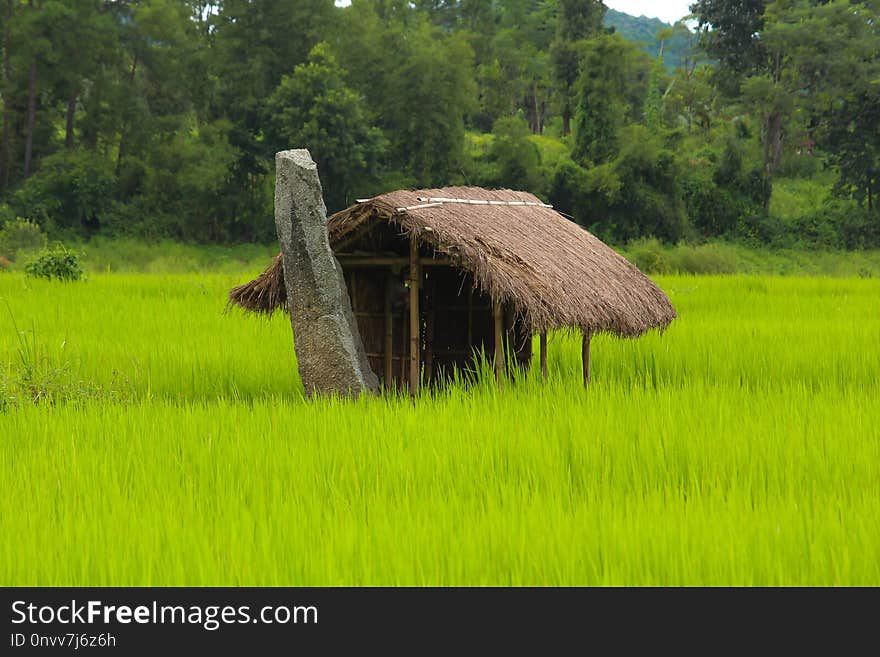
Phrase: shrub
[
  {"left": 669, "top": 243, "right": 738, "bottom": 274},
  {"left": 625, "top": 238, "right": 739, "bottom": 274},
  {"left": 24, "top": 245, "right": 84, "bottom": 281},
  {"left": 0, "top": 217, "right": 47, "bottom": 261},
  {"left": 11, "top": 150, "right": 116, "bottom": 235},
  {"left": 626, "top": 237, "right": 669, "bottom": 273}
]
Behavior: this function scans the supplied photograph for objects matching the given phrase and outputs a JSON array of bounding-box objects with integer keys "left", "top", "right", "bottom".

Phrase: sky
[
  {"left": 604, "top": 1, "right": 693, "bottom": 24},
  {"left": 333, "top": 2, "right": 695, "bottom": 26}
]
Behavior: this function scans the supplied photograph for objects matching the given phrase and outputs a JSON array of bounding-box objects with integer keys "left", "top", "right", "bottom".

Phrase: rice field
[{"left": 0, "top": 272, "right": 878, "bottom": 585}]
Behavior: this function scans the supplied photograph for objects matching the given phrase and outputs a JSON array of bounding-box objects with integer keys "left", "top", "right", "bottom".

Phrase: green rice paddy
[{"left": 1, "top": 273, "right": 878, "bottom": 585}]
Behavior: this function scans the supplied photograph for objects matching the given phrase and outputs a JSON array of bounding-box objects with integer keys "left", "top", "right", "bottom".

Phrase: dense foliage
[{"left": 0, "top": 0, "right": 877, "bottom": 247}]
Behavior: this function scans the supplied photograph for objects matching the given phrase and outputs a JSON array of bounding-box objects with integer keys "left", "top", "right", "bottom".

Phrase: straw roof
[{"left": 230, "top": 186, "right": 676, "bottom": 338}]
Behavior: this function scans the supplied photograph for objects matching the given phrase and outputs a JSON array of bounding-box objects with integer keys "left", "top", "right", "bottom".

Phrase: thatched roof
[{"left": 229, "top": 186, "right": 676, "bottom": 338}]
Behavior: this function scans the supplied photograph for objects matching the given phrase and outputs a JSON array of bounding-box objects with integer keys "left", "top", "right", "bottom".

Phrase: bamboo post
[
  {"left": 383, "top": 272, "right": 393, "bottom": 387},
  {"left": 493, "top": 298, "right": 504, "bottom": 383},
  {"left": 466, "top": 284, "right": 473, "bottom": 350},
  {"left": 425, "top": 273, "right": 436, "bottom": 385},
  {"left": 582, "top": 331, "right": 591, "bottom": 387},
  {"left": 540, "top": 332, "right": 548, "bottom": 380},
  {"left": 503, "top": 305, "right": 515, "bottom": 377},
  {"left": 409, "top": 236, "right": 420, "bottom": 396}
]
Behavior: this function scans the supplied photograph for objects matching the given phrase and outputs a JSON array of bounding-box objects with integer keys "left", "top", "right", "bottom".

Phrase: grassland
[{"left": 1, "top": 272, "right": 878, "bottom": 585}]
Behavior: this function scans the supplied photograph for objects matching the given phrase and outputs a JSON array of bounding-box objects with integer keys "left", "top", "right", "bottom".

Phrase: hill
[{"left": 603, "top": 8, "right": 694, "bottom": 70}]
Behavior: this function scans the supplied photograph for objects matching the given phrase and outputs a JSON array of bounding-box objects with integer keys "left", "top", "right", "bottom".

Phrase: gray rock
[{"left": 274, "top": 149, "right": 380, "bottom": 397}]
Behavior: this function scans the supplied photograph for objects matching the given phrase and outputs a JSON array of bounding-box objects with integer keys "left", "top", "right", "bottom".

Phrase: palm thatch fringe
[{"left": 227, "top": 253, "right": 286, "bottom": 315}]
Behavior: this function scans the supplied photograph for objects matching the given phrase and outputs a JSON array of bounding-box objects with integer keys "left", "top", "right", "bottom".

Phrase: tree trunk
[
  {"left": 760, "top": 49, "right": 785, "bottom": 210},
  {"left": 0, "top": 1, "right": 12, "bottom": 189},
  {"left": 762, "top": 110, "right": 783, "bottom": 211},
  {"left": 65, "top": 89, "right": 79, "bottom": 149},
  {"left": 23, "top": 60, "right": 37, "bottom": 179},
  {"left": 533, "top": 83, "right": 543, "bottom": 135},
  {"left": 83, "top": 76, "right": 100, "bottom": 150},
  {"left": 562, "top": 108, "right": 571, "bottom": 137},
  {"left": 116, "top": 53, "right": 138, "bottom": 173}
]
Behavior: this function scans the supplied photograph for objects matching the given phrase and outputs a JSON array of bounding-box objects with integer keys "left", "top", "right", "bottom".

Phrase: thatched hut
[{"left": 230, "top": 186, "right": 676, "bottom": 393}]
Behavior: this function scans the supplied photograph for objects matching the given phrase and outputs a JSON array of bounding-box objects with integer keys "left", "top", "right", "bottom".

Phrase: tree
[
  {"left": 816, "top": 2, "right": 880, "bottom": 211},
  {"left": 551, "top": 0, "right": 606, "bottom": 135},
  {"left": 643, "top": 58, "right": 667, "bottom": 131},
  {"left": 266, "top": 43, "right": 385, "bottom": 211},
  {"left": 573, "top": 34, "right": 649, "bottom": 165},
  {"left": 664, "top": 55, "right": 716, "bottom": 132},
  {"left": 208, "top": 0, "right": 335, "bottom": 219},
  {"left": 386, "top": 23, "right": 476, "bottom": 184},
  {"left": 691, "top": 0, "right": 767, "bottom": 78},
  {"left": 488, "top": 114, "right": 542, "bottom": 191},
  {"left": 0, "top": 0, "right": 14, "bottom": 188},
  {"left": 739, "top": 1, "right": 879, "bottom": 205},
  {"left": 579, "top": 125, "right": 689, "bottom": 242}
]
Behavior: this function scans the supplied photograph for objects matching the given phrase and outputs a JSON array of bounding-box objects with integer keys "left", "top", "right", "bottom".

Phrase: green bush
[
  {"left": 625, "top": 237, "right": 739, "bottom": 274},
  {"left": 24, "top": 245, "right": 84, "bottom": 281},
  {"left": 626, "top": 237, "right": 669, "bottom": 273},
  {"left": 11, "top": 150, "right": 116, "bottom": 235},
  {"left": 670, "top": 242, "right": 738, "bottom": 274},
  {"left": 0, "top": 217, "right": 47, "bottom": 261}
]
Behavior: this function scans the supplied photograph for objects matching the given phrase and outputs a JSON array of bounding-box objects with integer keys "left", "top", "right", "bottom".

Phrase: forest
[{"left": 0, "top": 0, "right": 878, "bottom": 250}]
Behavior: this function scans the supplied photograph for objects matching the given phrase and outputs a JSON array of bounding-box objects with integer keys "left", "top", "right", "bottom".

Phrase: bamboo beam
[
  {"left": 493, "top": 298, "right": 504, "bottom": 383},
  {"left": 540, "top": 332, "right": 548, "bottom": 380},
  {"left": 383, "top": 273, "right": 393, "bottom": 387},
  {"left": 409, "top": 236, "right": 420, "bottom": 396},
  {"left": 582, "top": 332, "right": 591, "bottom": 387}
]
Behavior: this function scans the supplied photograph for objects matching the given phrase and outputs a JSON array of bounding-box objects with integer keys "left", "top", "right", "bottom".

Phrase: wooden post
[
  {"left": 503, "top": 306, "right": 515, "bottom": 377},
  {"left": 409, "top": 236, "right": 420, "bottom": 396},
  {"left": 466, "top": 284, "right": 473, "bottom": 350},
  {"left": 493, "top": 298, "right": 504, "bottom": 383},
  {"left": 540, "top": 332, "right": 548, "bottom": 380},
  {"left": 424, "top": 273, "right": 436, "bottom": 385},
  {"left": 383, "top": 272, "right": 393, "bottom": 387},
  {"left": 582, "top": 331, "right": 591, "bottom": 387}
]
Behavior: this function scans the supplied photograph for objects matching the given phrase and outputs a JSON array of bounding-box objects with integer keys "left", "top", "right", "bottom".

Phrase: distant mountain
[{"left": 603, "top": 8, "right": 694, "bottom": 71}]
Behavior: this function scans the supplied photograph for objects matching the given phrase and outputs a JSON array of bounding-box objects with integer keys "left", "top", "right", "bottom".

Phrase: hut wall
[
  {"left": 345, "top": 267, "right": 407, "bottom": 390},
  {"left": 343, "top": 262, "right": 530, "bottom": 389}
]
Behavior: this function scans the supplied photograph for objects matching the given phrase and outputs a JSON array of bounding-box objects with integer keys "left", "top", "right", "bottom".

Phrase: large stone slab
[{"left": 274, "top": 149, "right": 379, "bottom": 397}]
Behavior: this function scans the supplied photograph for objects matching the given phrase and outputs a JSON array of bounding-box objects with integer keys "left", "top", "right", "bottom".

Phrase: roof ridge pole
[
  {"left": 409, "top": 234, "right": 421, "bottom": 397},
  {"left": 493, "top": 298, "right": 504, "bottom": 385},
  {"left": 582, "top": 331, "right": 592, "bottom": 387}
]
